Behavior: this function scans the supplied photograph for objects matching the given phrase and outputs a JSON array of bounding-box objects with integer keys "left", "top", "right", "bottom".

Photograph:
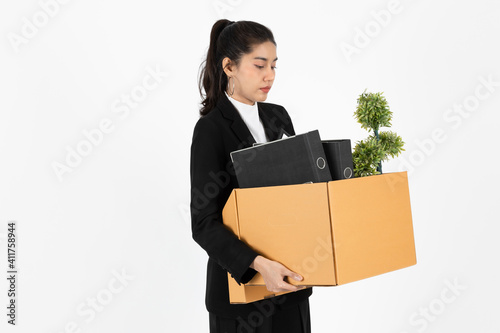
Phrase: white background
[{"left": 1, "top": 0, "right": 499, "bottom": 332}]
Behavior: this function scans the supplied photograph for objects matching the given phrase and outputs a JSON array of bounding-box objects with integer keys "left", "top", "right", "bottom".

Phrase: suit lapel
[
  {"left": 218, "top": 93, "right": 281, "bottom": 146},
  {"left": 258, "top": 104, "right": 281, "bottom": 142}
]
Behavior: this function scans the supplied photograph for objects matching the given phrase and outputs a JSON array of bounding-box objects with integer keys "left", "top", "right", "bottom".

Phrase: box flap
[
  {"left": 227, "top": 272, "right": 292, "bottom": 304},
  {"left": 222, "top": 189, "right": 240, "bottom": 237}
]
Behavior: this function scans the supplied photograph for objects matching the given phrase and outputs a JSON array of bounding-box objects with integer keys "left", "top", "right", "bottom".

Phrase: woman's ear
[{"left": 222, "top": 57, "right": 234, "bottom": 77}]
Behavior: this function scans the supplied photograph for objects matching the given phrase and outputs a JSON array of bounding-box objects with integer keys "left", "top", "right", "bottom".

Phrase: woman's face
[{"left": 223, "top": 41, "right": 277, "bottom": 105}]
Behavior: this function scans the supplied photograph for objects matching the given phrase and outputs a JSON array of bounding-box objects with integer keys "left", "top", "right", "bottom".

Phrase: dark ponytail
[{"left": 198, "top": 19, "right": 276, "bottom": 116}]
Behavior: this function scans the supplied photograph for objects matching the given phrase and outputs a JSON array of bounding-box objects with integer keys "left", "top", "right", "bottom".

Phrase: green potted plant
[{"left": 352, "top": 90, "right": 405, "bottom": 177}]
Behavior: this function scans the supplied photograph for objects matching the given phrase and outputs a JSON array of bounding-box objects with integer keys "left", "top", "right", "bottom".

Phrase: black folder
[
  {"left": 322, "top": 140, "right": 354, "bottom": 180},
  {"left": 230, "top": 130, "right": 332, "bottom": 188}
]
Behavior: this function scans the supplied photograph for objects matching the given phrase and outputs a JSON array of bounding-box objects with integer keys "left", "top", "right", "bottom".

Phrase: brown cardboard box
[
  {"left": 226, "top": 276, "right": 296, "bottom": 304},
  {"left": 222, "top": 172, "right": 416, "bottom": 303}
]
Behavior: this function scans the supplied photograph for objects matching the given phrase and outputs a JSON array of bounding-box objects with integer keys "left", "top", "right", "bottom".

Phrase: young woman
[{"left": 190, "top": 19, "right": 312, "bottom": 332}]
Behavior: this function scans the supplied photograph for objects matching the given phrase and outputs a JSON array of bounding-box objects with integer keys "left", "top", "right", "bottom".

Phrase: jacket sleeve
[{"left": 190, "top": 117, "right": 259, "bottom": 285}]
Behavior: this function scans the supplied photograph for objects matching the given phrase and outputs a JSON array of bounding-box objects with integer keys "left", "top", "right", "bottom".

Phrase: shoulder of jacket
[
  {"left": 193, "top": 108, "right": 223, "bottom": 135},
  {"left": 259, "top": 101, "right": 284, "bottom": 109},
  {"left": 259, "top": 101, "right": 288, "bottom": 115}
]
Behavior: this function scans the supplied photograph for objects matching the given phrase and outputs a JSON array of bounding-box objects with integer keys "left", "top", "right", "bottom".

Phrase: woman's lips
[{"left": 260, "top": 87, "right": 271, "bottom": 93}]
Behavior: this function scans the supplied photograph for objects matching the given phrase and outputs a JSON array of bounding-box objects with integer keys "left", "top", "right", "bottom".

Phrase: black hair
[{"left": 197, "top": 19, "right": 276, "bottom": 116}]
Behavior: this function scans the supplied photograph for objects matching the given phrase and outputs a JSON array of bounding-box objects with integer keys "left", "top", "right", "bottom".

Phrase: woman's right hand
[{"left": 250, "top": 255, "right": 306, "bottom": 293}]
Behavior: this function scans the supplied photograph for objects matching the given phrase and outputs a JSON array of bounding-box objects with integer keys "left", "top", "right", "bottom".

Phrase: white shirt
[{"left": 225, "top": 92, "right": 268, "bottom": 143}]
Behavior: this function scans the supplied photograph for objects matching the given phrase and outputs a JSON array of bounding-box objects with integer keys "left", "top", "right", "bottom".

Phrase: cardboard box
[
  {"left": 226, "top": 276, "right": 296, "bottom": 304},
  {"left": 222, "top": 172, "right": 416, "bottom": 303}
]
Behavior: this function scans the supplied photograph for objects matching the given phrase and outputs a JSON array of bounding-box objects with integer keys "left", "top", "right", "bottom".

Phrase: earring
[{"left": 228, "top": 77, "right": 235, "bottom": 97}]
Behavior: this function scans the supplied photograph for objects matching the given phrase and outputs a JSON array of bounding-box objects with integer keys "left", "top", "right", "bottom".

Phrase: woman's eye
[{"left": 255, "top": 65, "right": 278, "bottom": 69}]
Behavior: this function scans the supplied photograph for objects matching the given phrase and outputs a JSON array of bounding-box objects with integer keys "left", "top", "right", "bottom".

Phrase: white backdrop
[{"left": 1, "top": 0, "right": 499, "bottom": 332}]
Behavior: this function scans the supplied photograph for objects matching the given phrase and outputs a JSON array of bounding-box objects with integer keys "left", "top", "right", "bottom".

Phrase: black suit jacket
[{"left": 190, "top": 93, "right": 312, "bottom": 318}]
